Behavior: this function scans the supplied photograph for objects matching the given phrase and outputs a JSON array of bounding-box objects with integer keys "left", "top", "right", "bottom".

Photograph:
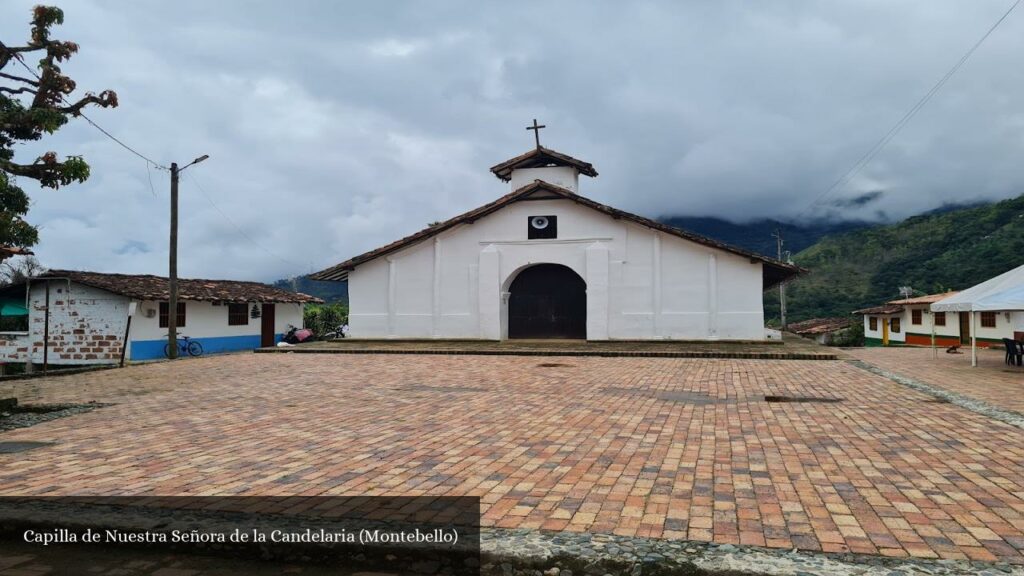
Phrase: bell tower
[{"left": 489, "top": 120, "right": 598, "bottom": 193}]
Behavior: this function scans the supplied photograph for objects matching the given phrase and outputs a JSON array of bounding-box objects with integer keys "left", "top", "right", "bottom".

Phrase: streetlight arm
[{"left": 179, "top": 154, "right": 209, "bottom": 172}]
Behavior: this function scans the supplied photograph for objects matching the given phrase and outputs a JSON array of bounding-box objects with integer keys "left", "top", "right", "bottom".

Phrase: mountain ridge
[{"left": 768, "top": 194, "right": 1024, "bottom": 323}]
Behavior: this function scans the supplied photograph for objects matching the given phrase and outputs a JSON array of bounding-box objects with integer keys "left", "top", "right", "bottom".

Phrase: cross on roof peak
[{"left": 526, "top": 119, "right": 546, "bottom": 148}]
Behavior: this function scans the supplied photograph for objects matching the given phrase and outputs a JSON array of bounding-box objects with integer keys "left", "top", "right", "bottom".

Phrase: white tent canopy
[
  {"left": 973, "top": 284, "right": 1024, "bottom": 312},
  {"left": 931, "top": 263, "right": 1024, "bottom": 312}
]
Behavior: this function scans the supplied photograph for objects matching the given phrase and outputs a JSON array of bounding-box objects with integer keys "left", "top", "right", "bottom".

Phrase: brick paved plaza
[
  {"left": 846, "top": 346, "right": 1024, "bottom": 414},
  {"left": 1, "top": 353, "right": 1023, "bottom": 564}
]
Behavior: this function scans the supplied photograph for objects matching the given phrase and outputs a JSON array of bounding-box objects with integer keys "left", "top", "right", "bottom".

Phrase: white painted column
[
  {"left": 971, "top": 310, "right": 977, "bottom": 367},
  {"left": 586, "top": 242, "right": 610, "bottom": 340},
  {"left": 499, "top": 291, "right": 511, "bottom": 340},
  {"left": 432, "top": 236, "right": 441, "bottom": 338},
  {"left": 387, "top": 257, "right": 396, "bottom": 337},
  {"left": 653, "top": 233, "right": 662, "bottom": 337},
  {"left": 478, "top": 245, "right": 501, "bottom": 340},
  {"left": 708, "top": 253, "right": 718, "bottom": 339}
]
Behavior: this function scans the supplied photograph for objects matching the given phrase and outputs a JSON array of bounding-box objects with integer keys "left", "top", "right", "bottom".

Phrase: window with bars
[
  {"left": 159, "top": 302, "right": 186, "bottom": 328},
  {"left": 911, "top": 309, "right": 922, "bottom": 325},
  {"left": 891, "top": 317, "right": 901, "bottom": 333},
  {"left": 934, "top": 312, "right": 946, "bottom": 326},
  {"left": 228, "top": 303, "right": 249, "bottom": 326},
  {"left": 981, "top": 312, "right": 997, "bottom": 328},
  {"left": 869, "top": 317, "right": 877, "bottom": 331}
]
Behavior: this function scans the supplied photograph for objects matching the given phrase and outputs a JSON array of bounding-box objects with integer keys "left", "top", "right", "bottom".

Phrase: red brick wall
[{"left": 27, "top": 282, "right": 129, "bottom": 365}]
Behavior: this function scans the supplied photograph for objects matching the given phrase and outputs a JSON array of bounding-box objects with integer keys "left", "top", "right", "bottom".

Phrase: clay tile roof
[
  {"left": 489, "top": 146, "right": 599, "bottom": 181},
  {"left": 886, "top": 291, "right": 959, "bottom": 305},
  {"left": 852, "top": 304, "right": 905, "bottom": 315},
  {"left": 788, "top": 317, "right": 852, "bottom": 335},
  {"left": 311, "top": 180, "right": 804, "bottom": 289},
  {"left": 37, "top": 270, "right": 322, "bottom": 304}
]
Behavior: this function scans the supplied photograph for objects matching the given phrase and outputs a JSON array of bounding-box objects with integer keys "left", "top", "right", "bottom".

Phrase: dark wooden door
[
  {"left": 508, "top": 264, "right": 586, "bottom": 339},
  {"left": 959, "top": 311, "right": 971, "bottom": 344},
  {"left": 261, "top": 303, "right": 276, "bottom": 347}
]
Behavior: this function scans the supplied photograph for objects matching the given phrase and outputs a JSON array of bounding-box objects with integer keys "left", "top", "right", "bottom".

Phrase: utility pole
[
  {"left": 772, "top": 229, "right": 787, "bottom": 330},
  {"left": 167, "top": 155, "right": 209, "bottom": 359}
]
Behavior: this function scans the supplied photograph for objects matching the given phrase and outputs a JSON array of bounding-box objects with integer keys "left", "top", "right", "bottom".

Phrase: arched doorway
[{"left": 508, "top": 264, "right": 586, "bottom": 339}]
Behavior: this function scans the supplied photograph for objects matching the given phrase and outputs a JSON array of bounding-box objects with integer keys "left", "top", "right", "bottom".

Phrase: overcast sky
[{"left": 2, "top": 1, "right": 1023, "bottom": 281}]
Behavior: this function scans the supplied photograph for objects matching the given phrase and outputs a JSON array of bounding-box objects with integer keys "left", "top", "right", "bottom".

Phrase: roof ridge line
[{"left": 311, "top": 180, "right": 803, "bottom": 289}]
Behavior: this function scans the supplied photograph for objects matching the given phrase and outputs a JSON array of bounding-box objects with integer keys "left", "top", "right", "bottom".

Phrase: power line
[
  {"left": 145, "top": 159, "right": 158, "bottom": 197},
  {"left": 77, "top": 110, "right": 167, "bottom": 170},
  {"left": 184, "top": 171, "right": 306, "bottom": 272},
  {"left": 1, "top": 41, "right": 166, "bottom": 170},
  {"left": 798, "top": 0, "right": 1021, "bottom": 219}
]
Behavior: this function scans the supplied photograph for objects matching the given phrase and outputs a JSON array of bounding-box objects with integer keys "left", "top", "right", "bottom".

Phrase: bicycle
[{"left": 164, "top": 335, "right": 204, "bottom": 358}]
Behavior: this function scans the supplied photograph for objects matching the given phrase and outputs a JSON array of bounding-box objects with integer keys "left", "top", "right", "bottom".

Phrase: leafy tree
[{"left": 0, "top": 5, "right": 118, "bottom": 248}]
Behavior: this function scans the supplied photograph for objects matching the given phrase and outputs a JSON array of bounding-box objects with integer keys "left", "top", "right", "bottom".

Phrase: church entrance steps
[{"left": 255, "top": 337, "right": 836, "bottom": 360}]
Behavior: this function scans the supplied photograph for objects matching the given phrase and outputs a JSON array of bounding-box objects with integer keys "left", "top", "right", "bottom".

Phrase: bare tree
[{"left": 0, "top": 255, "right": 46, "bottom": 286}]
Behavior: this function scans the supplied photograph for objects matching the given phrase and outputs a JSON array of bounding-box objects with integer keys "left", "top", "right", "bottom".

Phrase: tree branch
[
  {"left": 0, "top": 71, "right": 39, "bottom": 85},
  {"left": 57, "top": 90, "right": 117, "bottom": 115},
  {"left": 0, "top": 86, "right": 37, "bottom": 96},
  {"left": 0, "top": 159, "right": 49, "bottom": 179},
  {"left": 0, "top": 41, "right": 42, "bottom": 70}
]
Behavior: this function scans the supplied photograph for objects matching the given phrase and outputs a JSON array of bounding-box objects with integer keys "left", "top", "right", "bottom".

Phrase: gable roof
[
  {"left": 490, "top": 146, "right": 598, "bottom": 181},
  {"left": 311, "top": 180, "right": 804, "bottom": 289},
  {"left": 887, "top": 292, "right": 958, "bottom": 305},
  {"left": 852, "top": 304, "right": 904, "bottom": 315},
  {"left": 852, "top": 291, "right": 960, "bottom": 315},
  {"left": 36, "top": 270, "right": 322, "bottom": 304},
  {"left": 788, "top": 317, "right": 852, "bottom": 335}
]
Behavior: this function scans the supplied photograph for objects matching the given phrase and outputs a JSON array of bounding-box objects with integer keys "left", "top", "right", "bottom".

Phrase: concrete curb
[
  {"left": 484, "top": 528, "right": 1024, "bottom": 575},
  {"left": 0, "top": 364, "right": 117, "bottom": 382},
  {"left": 254, "top": 347, "right": 837, "bottom": 361}
]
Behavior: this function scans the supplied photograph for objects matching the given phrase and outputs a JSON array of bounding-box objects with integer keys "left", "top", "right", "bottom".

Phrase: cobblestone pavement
[
  {"left": 846, "top": 346, "right": 1024, "bottom": 414},
  {"left": 0, "top": 354, "right": 1023, "bottom": 564}
]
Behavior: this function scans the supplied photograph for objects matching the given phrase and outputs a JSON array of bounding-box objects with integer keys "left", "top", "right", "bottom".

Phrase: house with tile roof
[
  {"left": 312, "top": 137, "right": 803, "bottom": 341},
  {"left": 0, "top": 269, "right": 320, "bottom": 367},
  {"left": 854, "top": 292, "right": 970, "bottom": 347},
  {"left": 788, "top": 317, "right": 854, "bottom": 345}
]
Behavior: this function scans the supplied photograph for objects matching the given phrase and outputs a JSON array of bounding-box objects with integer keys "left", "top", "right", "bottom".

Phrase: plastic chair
[{"left": 1004, "top": 339, "right": 1023, "bottom": 366}]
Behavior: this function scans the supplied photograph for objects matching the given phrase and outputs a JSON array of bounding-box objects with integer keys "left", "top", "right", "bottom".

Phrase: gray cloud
[
  {"left": 3, "top": 0, "right": 1023, "bottom": 281},
  {"left": 829, "top": 190, "right": 885, "bottom": 208}
]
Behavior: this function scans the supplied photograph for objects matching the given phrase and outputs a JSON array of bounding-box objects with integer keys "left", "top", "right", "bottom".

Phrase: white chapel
[{"left": 313, "top": 129, "right": 801, "bottom": 341}]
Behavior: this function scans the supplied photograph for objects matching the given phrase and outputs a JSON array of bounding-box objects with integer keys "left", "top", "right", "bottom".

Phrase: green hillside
[{"left": 768, "top": 195, "right": 1024, "bottom": 323}]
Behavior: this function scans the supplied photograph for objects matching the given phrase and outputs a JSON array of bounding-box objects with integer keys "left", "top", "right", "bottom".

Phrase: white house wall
[
  {"left": 0, "top": 281, "right": 305, "bottom": 365},
  {"left": 129, "top": 300, "right": 304, "bottom": 360},
  {"left": 864, "top": 305, "right": 1019, "bottom": 347},
  {"left": 348, "top": 197, "right": 767, "bottom": 340},
  {"left": 970, "top": 311, "right": 1016, "bottom": 344}
]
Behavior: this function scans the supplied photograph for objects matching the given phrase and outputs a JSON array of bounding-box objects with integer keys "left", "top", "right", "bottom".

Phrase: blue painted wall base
[{"left": 131, "top": 334, "right": 281, "bottom": 360}]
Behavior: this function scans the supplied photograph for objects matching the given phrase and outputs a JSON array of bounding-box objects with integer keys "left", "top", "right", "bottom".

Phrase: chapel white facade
[{"left": 313, "top": 144, "right": 801, "bottom": 341}]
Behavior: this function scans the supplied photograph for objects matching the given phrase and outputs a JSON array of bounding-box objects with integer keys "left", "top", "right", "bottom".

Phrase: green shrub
[
  {"left": 831, "top": 321, "right": 865, "bottom": 347},
  {"left": 303, "top": 303, "right": 348, "bottom": 336}
]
